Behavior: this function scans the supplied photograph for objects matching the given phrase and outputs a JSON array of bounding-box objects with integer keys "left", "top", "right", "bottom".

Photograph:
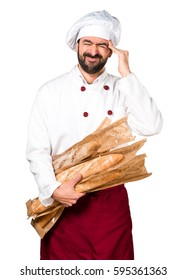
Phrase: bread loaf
[
  {"left": 53, "top": 140, "right": 100, "bottom": 174},
  {"left": 82, "top": 117, "right": 134, "bottom": 153},
  {"left": 75, "top": 154, "right": 151, "bottom": 193},
  {"left": 56, "top": 153, "right": 124, "bottom": 182}
]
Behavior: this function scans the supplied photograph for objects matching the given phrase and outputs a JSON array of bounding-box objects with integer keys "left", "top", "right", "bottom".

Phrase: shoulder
[
  {"left": 39, "top": 71, "right": 72, "bottom": 93},
  {"left": 107, "top": 72, "right": 120, "bottom": 81},
  {"left": 33, "top": 70, "right": 73, "bottom": 107}
]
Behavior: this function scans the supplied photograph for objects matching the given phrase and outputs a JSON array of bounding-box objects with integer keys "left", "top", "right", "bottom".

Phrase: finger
[
  {"left": 108, "top": 41, "right": 123, "bottom": 56},
  {"left": 60, "top": 198, "right": 76, "bottom": 207},
  {"left": 108, "top": 40, "right": 116, "bottom": 51},
  {"left": 69, "top": 174, "right": 86, "bottom": 197},
  {"left": 77, "top": 191, "right": 86, "bottom": 197},
  {"left": 63, "top": 202, "right": 72, "bottom": 207},
  {"left": 70, "top": 173, "right": 82, "bottom": 186},
  {"left": 109, "top": 41, "right": 129, "bottom": 56}
]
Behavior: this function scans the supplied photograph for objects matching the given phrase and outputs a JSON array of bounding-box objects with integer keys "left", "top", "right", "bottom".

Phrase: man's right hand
[{"left": 52, "top": 173, "right": 86, "bottom": 207}]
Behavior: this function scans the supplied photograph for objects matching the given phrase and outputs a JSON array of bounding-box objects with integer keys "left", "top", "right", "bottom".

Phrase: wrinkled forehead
[{"left": 79, "top": 36, "right": 109, "bottom": 44}]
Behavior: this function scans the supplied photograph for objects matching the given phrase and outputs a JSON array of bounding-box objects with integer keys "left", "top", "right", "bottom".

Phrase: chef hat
[{"left": 66, "top": 10, "right": 121, "bottom": 51}]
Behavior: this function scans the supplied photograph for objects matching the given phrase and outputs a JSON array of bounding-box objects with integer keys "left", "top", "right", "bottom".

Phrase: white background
[{"left": 0, "top": 0, "right": 185, "bottom": 279}]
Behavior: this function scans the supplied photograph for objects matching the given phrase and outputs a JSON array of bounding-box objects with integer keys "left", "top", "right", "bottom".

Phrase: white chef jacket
[{"left": 26, "top": 66, "right": 163, "bottom": 206}]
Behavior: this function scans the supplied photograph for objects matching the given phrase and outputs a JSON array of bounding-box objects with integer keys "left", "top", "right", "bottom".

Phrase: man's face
[{"left": 77, "top": 37, "right": 112, "bottom": 74}]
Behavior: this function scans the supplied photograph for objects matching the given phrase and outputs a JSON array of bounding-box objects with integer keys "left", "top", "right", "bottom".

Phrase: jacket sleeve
[
  {"left": 117, "top": 73, "right": 163, "bottom": 135},
  {"left": 26, "top": 86, "right": 61, "bottom": 206}
]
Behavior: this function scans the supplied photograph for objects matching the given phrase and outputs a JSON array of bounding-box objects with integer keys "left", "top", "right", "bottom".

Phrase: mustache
[{"left": 83, "top": 52, "right": 102, "bottom": 59}]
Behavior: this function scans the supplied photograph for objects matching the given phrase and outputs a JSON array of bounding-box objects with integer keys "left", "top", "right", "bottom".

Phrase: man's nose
[{"left": 89, "top": 44, "right": 99, "bottom": 56}]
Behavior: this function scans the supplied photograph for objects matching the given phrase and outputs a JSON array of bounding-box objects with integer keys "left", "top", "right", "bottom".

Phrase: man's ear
[
  {"left": 108, "top": 49, "right": 113, "bottom": 58},
  {"left": 75, "top": 39, "right": 80, "bottom": 52}
]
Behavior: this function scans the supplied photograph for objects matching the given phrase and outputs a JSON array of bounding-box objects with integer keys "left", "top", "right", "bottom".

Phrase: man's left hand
[{"left": 109, "top": 40, "right": 131, "bottom": 78}]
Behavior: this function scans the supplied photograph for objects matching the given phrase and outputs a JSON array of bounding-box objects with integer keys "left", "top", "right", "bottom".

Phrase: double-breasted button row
[
  {"left": 81, "top": 84, "right": 111, "bottom": 117},
  {"left": 83, "top": 110, "right": 113, "bottom": 117},
  {"left": 80, "top": 85, "right": 110, "bottom": 91}
]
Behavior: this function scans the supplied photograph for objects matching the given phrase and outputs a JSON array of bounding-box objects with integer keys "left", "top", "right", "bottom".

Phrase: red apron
[{"left": 40, "top": 184, "right": 134, "bottom": 260}]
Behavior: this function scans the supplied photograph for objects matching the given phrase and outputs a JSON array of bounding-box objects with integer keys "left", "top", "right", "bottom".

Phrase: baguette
[
  {"left": 83, "top": 117, "right": 134, "bottom": 153},
  {"left": 75, "top": 169, "right": 124, "bottom": 193},
  {"left": 96, "top": 121, "right": 134, "bottom": 153},
  {"left": 75, "top": 154, "right": 151, "bottom": 193},
  {"left": 56, "top": 153, "right": 124, "bottom": 182},
  {"left": 53, "top": 140, "right": 100, "bottom": 174}
]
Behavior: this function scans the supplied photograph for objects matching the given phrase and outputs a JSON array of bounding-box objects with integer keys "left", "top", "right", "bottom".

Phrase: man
[{"left": 26, "top": 10, "right": 163, "bottom": 260}]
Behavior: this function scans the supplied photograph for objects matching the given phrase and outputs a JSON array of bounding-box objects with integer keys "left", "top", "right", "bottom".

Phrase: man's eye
[{"left": 98, "top": 45, "right": 108, "bottom": 49}]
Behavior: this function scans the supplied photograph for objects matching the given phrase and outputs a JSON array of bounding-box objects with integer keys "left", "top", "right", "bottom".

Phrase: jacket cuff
[{"left": 39, "top": 180, "right": 61, "bottom": 206}]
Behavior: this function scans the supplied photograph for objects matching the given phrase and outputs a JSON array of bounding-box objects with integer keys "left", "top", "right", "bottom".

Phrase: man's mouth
[
  {"left": 83, "top": 53, "right": 102, "bottom": 62},
  {"left": 85, "top": 56, "right": 99, "bottom": 63}
]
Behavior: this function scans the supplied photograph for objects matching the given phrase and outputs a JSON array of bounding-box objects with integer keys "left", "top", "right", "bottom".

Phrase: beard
[{"left": 77, "top": 50, "right": 108, "bottom": 74}]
